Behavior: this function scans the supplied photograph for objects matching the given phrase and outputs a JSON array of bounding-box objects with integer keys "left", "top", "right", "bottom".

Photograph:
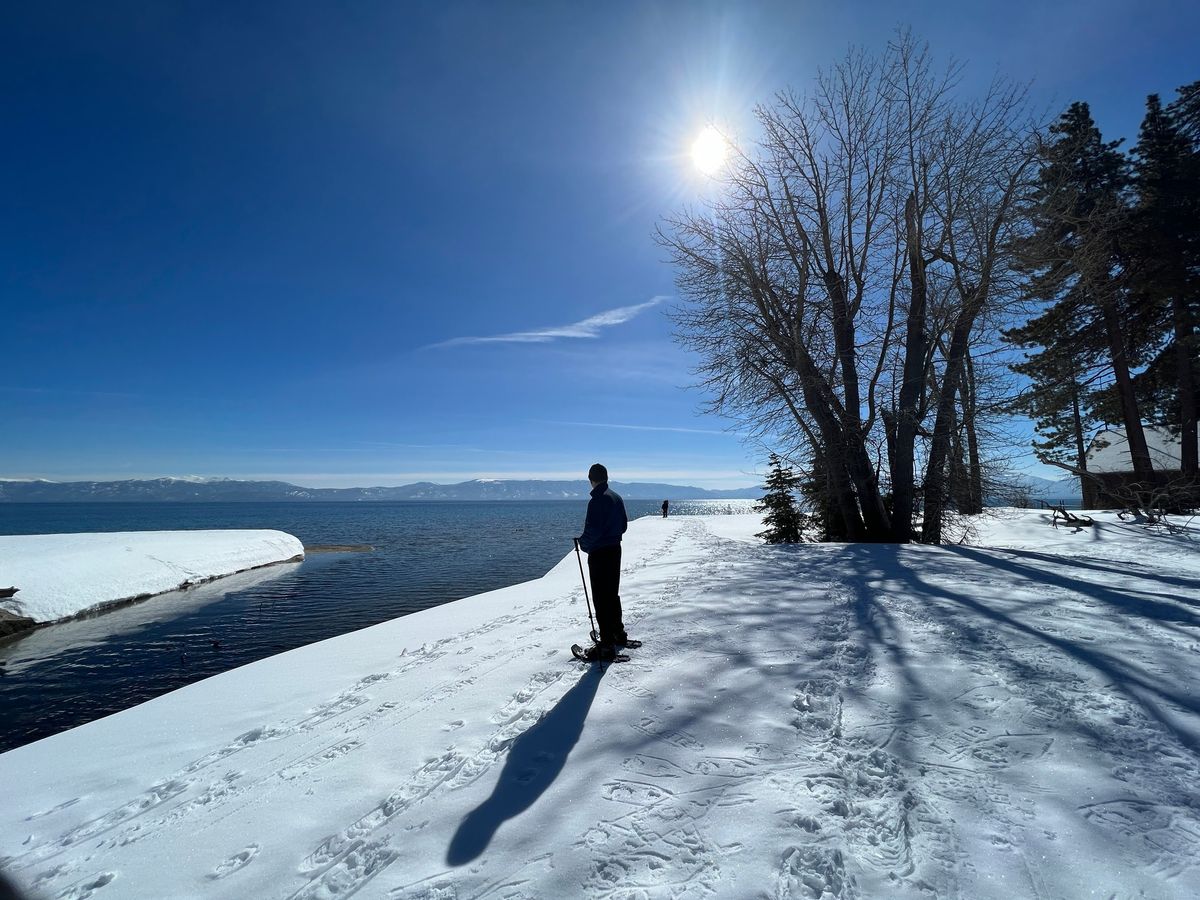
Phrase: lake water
[{"left": 0, "top": 500, "right": 755, "bottom": 752}]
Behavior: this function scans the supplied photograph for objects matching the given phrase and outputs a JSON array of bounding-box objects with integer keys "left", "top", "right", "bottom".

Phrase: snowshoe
[
  {"left": 590, "top": 629, "right": 642, "bottom": 649},
  {"left": 571, "top": 643, "right": 629, "bottom": 663}
]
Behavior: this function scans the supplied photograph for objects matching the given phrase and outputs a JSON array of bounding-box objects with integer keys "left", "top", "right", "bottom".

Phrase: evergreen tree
[
  {"left": 755, "top": 454, "right": 807, "bottom": 543},
  {"left": 1168, "top": 80, "right": 1200, "bottom": 143},
  {"left": 1127, "top": 88, "right": 1200, "bottom": 477},
  {"left": 1009, "top": 102, "right": 1155, "bottom": 479},
  {"left": 1004, "top": 296, "right": 1103, "bottom": 503}
]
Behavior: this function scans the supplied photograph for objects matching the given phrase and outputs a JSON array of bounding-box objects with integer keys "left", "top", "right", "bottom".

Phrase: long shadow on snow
[
  {"left": 446, "top": 663, "right": 607, "bottom": 866},
  {"left": 645, "top": 536, "right": 1200, "bottom": 772},
  {"left": 892, "top": 544, "right": 1200, "bottom": 753},
  {"left": 630, "top": 541, "right": 936, "bottom": 772},
  {"left": 973, "top": 545, "right": 1200, "bottom": 603},
  {"left": 946, "top": 544, "right": 1200, "bottom": 630}
]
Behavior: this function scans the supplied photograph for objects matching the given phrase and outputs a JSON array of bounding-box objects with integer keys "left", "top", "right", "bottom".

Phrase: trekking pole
[{"left": 573, "top": 538, "right": 597, "bottom": 641}]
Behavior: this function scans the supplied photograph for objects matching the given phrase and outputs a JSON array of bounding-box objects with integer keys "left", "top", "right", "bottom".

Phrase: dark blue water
[{"left": 0, "top": 500, "right": 752, "bottom": 751}]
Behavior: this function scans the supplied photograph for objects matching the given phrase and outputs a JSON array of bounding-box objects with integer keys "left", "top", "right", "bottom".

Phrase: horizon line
[{"left": 0, "top": 473, "right": 764, "bottom": 489}]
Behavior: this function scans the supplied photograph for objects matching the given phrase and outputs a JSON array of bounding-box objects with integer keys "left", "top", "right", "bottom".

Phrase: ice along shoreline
[{"left": 0, "top": 530, "right": 305, "bottom": 637}]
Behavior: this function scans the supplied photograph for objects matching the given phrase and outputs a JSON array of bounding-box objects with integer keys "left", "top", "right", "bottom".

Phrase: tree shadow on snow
[
  {"left": 868, "top": 543, "right": 1200, "bottom": 754},
  {"left": 446, "top": 663, "right": 606, "bottom": 866},
  {"left": 979, "top": 545, "right": 1200, "bottom": 598},
  {"left": 614, "top": 544, "right": 939, "bottom": 773},
  {"left": 640, "top": 537, "right": 1200, "bottom": 774}
]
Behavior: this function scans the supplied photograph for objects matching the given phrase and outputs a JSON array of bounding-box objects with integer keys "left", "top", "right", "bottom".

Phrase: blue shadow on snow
[{"left": 446, "top": 662, "right": 606, "bottom": 865}]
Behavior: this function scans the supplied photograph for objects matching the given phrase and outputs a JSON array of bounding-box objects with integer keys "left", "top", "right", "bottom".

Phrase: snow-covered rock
[{"left": 0, "top": 530, "right": 304, "bottom": 627}]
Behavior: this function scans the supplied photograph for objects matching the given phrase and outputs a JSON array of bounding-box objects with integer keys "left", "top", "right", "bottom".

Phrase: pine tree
[
  {"left": 1127, "top": 88, "right": 1200, "bottom": 478},
  {"left": 1009, "top": 102, "right": 1155, "bottom": 479},
  {"left": 1003, "top": 296, "right": 1103, "bottom": 504},
  {"left": 755, "top": 454, "right": 807, "bottom": 543},
  {"left": 1168, "top": 80, "right": 1200, "bottom": 143}
]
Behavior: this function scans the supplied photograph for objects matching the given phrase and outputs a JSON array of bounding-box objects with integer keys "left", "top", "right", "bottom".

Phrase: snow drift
[{"left": 0, "top": 530, "right": 305, "bottom": 628}]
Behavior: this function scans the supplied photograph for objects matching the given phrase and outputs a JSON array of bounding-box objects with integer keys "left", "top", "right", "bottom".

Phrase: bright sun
[{"left": 691, "top": 126, "right": 726, "bottom": 175}]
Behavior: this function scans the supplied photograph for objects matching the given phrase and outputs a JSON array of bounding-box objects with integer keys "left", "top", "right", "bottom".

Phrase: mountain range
[
  {"left": 0, "top": 477, "right": 763, "bottom": 503},
  {"left": 0, "top": 473, "right": 1083, "bottom": 504}
]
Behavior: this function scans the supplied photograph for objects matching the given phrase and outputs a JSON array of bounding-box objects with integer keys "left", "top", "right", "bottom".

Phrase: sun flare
[{"left": 690, "top": 126, "right": 726, "bottom": 175}]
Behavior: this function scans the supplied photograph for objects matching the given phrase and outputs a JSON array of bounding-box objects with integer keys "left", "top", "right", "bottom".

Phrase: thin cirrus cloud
[
  {"left": 425, "top": 296, "right": 667, "bottom": 349},
  {"left": 548, "top": 420, "right": 733, "bottom": 436}
]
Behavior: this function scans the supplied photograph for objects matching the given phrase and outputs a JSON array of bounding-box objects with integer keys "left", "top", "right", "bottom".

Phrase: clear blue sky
[{"left": 2, "top": 1, "right": 1196, "bottom": 488}]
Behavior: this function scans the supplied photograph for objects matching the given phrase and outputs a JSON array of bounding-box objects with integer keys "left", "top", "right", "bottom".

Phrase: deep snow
[
  {"left": 0, "top": 530, "right": 304, "bottom": 625},
  {"left": 1, "top": 510, "right": 1198, "bottom": 898}
]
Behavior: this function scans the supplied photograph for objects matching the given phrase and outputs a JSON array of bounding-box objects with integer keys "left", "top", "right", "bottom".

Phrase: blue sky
[{"left": 2, "top": 1, "right": 1197, "bottom": 488}]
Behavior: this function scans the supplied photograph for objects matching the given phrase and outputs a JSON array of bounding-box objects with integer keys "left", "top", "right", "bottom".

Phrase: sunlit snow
[
  {"left": 1, "top": 510, "right": 1197, "bottom": 898},
  {"left": 0, "top": 531, "right": 304, "bottom": 625}
]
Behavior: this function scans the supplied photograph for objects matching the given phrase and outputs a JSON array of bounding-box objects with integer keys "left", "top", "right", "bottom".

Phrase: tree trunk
[
  {"left": 825, "top": 270, "right": 892, "bottom": 541},
  {"left": 844, "top": 442, "right": 892, "bottom": 541},
  {"left": 787, "top": 349, "right": 868, "bottom": 541},
  {"left": 948, "top": 403, "right": 971, "bottom": 512},
  {"left": 921, "top": 305, "right": 976, "bottom": 543},
  {"left": 824, "top": 445, "right": 867, "bottom": 541},
  {"left": 890, "top": 193, "right": 931, "bottom": 542},
  {"left": 1070, "top": 383, "right": 1098, "bottom": 507},
  {"left": 1099, "top": 298, "right": 1154, "bottom": 477},
  {"left": 1173, "top": 293, "right": 1198, "bottom": 477},
  {"left": 963, "top": 350, "right": 983, "bottom": 514}
]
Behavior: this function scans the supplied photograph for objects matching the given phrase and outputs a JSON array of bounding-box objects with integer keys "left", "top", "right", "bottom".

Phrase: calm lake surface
[{"left": 0, "top": 500, "right": 754, "bottom": 752}]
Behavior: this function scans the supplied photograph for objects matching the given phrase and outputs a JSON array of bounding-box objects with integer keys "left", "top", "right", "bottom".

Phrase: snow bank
[
  {"left": 2, "top": 511, "right": 1198, "bottom": 898},
  {"left": 0, "top": 530, "right": 304, "bottom": 626}
]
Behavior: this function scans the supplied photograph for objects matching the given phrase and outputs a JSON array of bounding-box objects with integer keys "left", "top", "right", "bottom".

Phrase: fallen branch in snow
[{"left": 1050, "top": 504, "right": 1095, "bottom": 528}]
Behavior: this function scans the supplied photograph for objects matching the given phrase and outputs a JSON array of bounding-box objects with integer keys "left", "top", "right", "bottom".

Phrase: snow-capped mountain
[{"left": 0, "top": 477, "right": 762, "bottom": 502}]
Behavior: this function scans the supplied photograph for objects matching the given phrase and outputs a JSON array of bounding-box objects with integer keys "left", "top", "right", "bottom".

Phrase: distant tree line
[{"left": 661, "top": 29, "right": 1198, "bottom": 542}]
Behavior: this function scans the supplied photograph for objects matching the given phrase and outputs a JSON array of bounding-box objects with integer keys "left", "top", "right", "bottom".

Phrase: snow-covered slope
[
  {"left": 1, "top": 511, "right": 1197, "bottom": 898},
  {"left": 0, "top": 531, "right": 304, "bottom": 625}
]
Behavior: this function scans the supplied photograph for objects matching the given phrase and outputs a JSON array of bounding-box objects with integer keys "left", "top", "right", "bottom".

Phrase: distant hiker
[
  {"left": 661, "top": 499, "right": 669, "bottom": 518},
  {"left": 575, "top": 463, "right": 629, "bottom": 660}
]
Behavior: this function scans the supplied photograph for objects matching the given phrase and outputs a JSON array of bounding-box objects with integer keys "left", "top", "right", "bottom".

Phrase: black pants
[{"left": 587, "top": 544, "right": 624, "bottom": 644}]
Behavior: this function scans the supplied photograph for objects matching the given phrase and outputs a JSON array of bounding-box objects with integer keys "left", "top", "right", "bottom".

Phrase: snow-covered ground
[
  {"left": 0, "top": 531, "right": 305, "bottom": 626},
  {"left": 1, "top": 510, "right": 1198, "bottom": 898}
]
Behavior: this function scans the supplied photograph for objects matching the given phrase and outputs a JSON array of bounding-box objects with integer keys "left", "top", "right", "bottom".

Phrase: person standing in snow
[
  {"left": 661, "top": 499, "right": 669, "bottom": 518},
  {"left": 575, "top": 463, "right": 629, "bottom": 660}
]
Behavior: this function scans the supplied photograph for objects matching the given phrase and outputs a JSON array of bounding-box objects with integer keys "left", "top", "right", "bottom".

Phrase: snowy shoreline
[
  {"left": 2, "top": 510, "right": 1198, "bottom": 898},
  {"left": 0, "top": 530, "right": 305, "bottom": 636}
]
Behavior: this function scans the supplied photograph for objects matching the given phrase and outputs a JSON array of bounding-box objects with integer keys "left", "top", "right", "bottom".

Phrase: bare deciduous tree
[{"left": 660, "top": 32, "right": 1039, "bottom": 543}]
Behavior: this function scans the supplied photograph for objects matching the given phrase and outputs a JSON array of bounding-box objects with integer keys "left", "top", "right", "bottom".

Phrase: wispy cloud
[
  {"left": 548, "top": 420, "right": 733, "bottom": 436},
  {"left": 426, "top": 296, "right": 667, "bottom": 349}
]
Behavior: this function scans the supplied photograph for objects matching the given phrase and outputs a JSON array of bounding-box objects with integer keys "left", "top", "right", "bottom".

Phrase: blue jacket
[{"left": 579, "top": 482, "right": 628, "bottom": 553}]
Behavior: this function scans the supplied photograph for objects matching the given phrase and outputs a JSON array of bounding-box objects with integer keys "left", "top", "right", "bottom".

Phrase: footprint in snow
[
  {"left": 630, "top": 716, "right": 703, "bottom": 750},
  {"left": 55, "top": 872, "right": 116, "bottom": 900},
  {"left": 25, "top": 798, "right": 81, "bottom": 822},
  {"left": 208, "top": 844, "right": 260, "bottom": 880},
  {"left": 777, "top": 846, "right": 856, "bottom": 900}
]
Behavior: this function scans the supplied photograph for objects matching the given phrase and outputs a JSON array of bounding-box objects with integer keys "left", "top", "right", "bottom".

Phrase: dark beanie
[{"left": 588, "top": 463, "right": 608, "bottom": 483}]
